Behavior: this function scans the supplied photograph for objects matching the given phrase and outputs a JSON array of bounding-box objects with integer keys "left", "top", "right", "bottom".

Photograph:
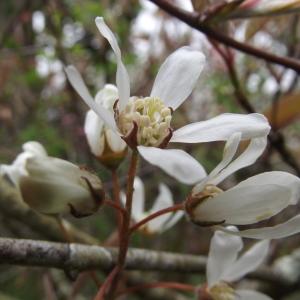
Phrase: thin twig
[
  {"left": 148, "top": 0, "right": 300, "bottom": 73},
  {"left": 129, "top": 203, "right": 184, "bottom": 234}
]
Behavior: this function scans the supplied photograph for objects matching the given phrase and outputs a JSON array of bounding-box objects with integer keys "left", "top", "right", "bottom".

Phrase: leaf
[{"left": 264, "top": 93, "right": 300, "bottom": 129}]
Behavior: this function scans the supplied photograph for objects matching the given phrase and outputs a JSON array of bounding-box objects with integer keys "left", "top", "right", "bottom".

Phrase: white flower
[
  {"left": 1, "top": 142, "right": 104, "bottom": 216},
  {"left": 65, "top": 17, "right": 270, "bottom": 185},
  {"left": 185, "top": 132, "right": 300, "bottom": 239},
  {"left": 121, "top": 177, "right": 183, "bottom": 234},
  {"left": 205, "top": 227, "right": 272, "bottom": 300},
  {"left": 0, "top": 141, "right": 47, "bottom": 186}
]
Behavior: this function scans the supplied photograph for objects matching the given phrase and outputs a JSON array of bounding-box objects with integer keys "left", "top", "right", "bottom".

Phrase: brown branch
[
  {"left": 148, "top": 0, "right": 300, "bottom": 73},
  {"left": 0, "top": 237, "right": 295, "bottom": 288}
]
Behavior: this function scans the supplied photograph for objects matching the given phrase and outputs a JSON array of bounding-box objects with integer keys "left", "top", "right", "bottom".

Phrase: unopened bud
[{"left": 19, "top": 156, "right": 105, "bottom": 217}]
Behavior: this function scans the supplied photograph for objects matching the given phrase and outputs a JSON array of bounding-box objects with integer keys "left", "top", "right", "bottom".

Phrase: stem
[
  {"left": 111, "top": 170, "right": 123, "bottom": 237},
  {"left": 55, "top": 216, "right": 72, "bottom": 243},
  {"left": 106, "top": 150, "right": 139, "bottom": 298},
  {"left": 129, "top": 203, "right": 184, "bottom": 234},
  {"left": 94, "top": 266, "right": 120, "bottom": 300},
  {"left": 117, "top": 281, "right": 195, "bottom": 297},
  {"left": 104, "top": 200, "right": 126, "bottom": 215}
]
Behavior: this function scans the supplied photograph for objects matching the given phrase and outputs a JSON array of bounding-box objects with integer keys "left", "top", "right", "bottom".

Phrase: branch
[
  {"left": 148, "top": 0, "right": 300, "bottom": 73},
  {"left": 0, "top": 237, "right": 296, "bottom": 288}
]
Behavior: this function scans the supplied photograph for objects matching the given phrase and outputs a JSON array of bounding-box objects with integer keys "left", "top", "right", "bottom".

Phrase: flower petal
[
  {"left": 232, "top": 171, "right": 300, "bottom": 205},
  {"left": 209, "top": 136, "right": 267, "bottom": 185},
  {"left": 171, "top": 113, "right": 270, "bottom": 143},
  {"left": 95, "top": 84, "right": 118, "bottom": 111},
  {"left": 192, "top": 183, "right": 291, "bottom": 225},
  {"left": 221, "top": 214, "right": 300, "bottom": 239},
  {"left": 95, "top": 17, "right": 130, "bottom": 110},
  {"left": 22, "top": 141, "right": 47, "bottom": 156},
  {"left": 84, "top": 110, "right": 105, "bottom": 156},
  {"left": 208, "top": 132, "right": 241, "bottom": 181},
  {"left": 105, "top": 128, "right": 127, "bottom": 153},
  {"left": 236, "top": 290, "right": 273, "bottom": 300},
  {"left": 207, "top": 227, "right": 243, "bottom": 288},
  {"left": 150, "top": 47, "right": 205, "bottom": 110},
  {"left": 147, "top": 183, "right": 174, "bottom": 233},
  {"left": 131, "top": 177, "right": 146, "bottom": 221},
  {"left": 65, "top": 65, "right": 117, "bottom": 131},
  {"left": 137, "top": 146, "right": 207, "bottom": 185},
  {"left": 224, "top": 240, "right": 270, "bottom": 282}
]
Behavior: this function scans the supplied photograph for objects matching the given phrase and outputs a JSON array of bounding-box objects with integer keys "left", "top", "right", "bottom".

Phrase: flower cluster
[{"left": 2, "top": 15, "right": 300, "bottom": 300}]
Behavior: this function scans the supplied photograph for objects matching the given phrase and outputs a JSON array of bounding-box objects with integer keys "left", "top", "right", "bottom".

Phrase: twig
[
  {"left": 148, "top": 0, "right": 300, "bottom": 73},
  {"left": 129, "top": 203, "right": 184, "bottom": 234}
]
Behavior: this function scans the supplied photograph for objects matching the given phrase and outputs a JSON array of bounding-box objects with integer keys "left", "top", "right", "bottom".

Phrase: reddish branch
[{"left": 148, "top": 0, "right": 300, "bottom": 73}]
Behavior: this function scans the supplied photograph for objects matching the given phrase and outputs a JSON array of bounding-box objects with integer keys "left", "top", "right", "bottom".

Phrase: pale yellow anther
[{"left": 118, "top": 97, "right": 173, "bottom": 147}]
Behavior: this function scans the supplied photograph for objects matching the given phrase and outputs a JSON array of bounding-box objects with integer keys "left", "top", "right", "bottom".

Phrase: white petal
[
  {"left": 161, "top": 211, "right": 184, "bottom": 232},
  {"left": 221, "top": 214, "right": 300, "bottom": 239},
  {"left": 210, "top": 136, "right": 267, "bottom": 185},
  {"left": 95, "top": 84, "right": 118, "bottom": 111},
  {"left": 147, "top": 183, "right": 174, "bottom": 233},
  {"left": 171, "top": 113, "right": 270, "bottom": 143},
  {"left": 150, "top": 47, "right": 205, "bottom": 110},
  {"left": 22, "top": 141, "right": 47, "bottom": 156},
  {"left": 224, "top": 240, "right": 270, "bottom": 282},
  {"left": 137, "top": 146, "right": 207, "bottom": 185},
  {"left": 131, "top": 177, "right": 146, "bottom": 221},
  {"left": 105, "top": 128, "right": 127, "bottom": 152},
  {"left": 236, "top": 290, "right": 273, "bottom": 300},
  {"left": 208, "top": 132, "right": 241, "bottom": 181},
  {"left": 84, "top": 110, "right": 105, "bottom": 156},
  {"left": 193, "top": 183, "right": 291, "bottom": 225},
  {"left": 207, "top": 228, "right": 243, "bottom": 288},
  {"left": 95, "top": 17, "right": 130, "bottom": 110},
  {"left": 232, "top": 171, "right": 300, "bottom": 205},
  {"left": 65, "top": 65, "right": 117, "bottom": 131}
]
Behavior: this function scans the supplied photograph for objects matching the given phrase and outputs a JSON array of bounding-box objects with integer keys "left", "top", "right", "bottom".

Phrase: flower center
[
  {"left": 208, "top": 282, "right": 235, "bottom": 300},
  {"left": 118, "top": 97, "right": 172, "bottom": 147}
]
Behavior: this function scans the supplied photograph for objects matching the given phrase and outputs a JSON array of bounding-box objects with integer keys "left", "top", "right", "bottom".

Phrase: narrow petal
[
  {"left": 171, "top": 113, "right": 270, "bottom": 143},
  {"left": 95, "top": 17, "right": 130, "bottom": 110},
  {"left": 131, "top": 177, "right": 146, "bottom": 221},
  {"left": 65, "top": 65, "right": 117, "bottom": 131},
  {"left": 147, "top": 183, "right": 174, "bottom": 233},
  {"left": 207, "top": 228, "right": 243, "bottom": 288},
  {"left": 220, "top": 214, "right": 300, "bottom": 239},
  {"left": 236, "top": 290, "right": 273, "bottom": 300},
  {"left": 138, "top": 146, "right": 207, "bottom": 185},
  {"left": 105, "top": 128, "right": 127, "bottom": 152},
  {"left": 150, "top": 47, "right": 205, "bottom": 110},
  {"left": 192, "top": 184, "right": 291, "bottom": 225},
  {"left": 209, "top": 136, "right": 267, "bottom": 185},
  {"left": 84, "top": 110, "right": 105, "bottom": 156},
  {"left": 208, "top": 132, "right": 241, "bottom": 180},
  {"left": 224, "top": 240, "right": 270, "bottom": 282}
]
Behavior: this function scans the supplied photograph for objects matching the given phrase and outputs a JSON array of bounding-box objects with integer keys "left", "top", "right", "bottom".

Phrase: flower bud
[
  {"left": 19, "top": 156, "right": 104, "bottom": 217},
  {"left": 84, "top": 85, "right": 127, "bottom": 170},
  {"left": 185, "top": 184, "right": 224, "bottom": 227}
]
